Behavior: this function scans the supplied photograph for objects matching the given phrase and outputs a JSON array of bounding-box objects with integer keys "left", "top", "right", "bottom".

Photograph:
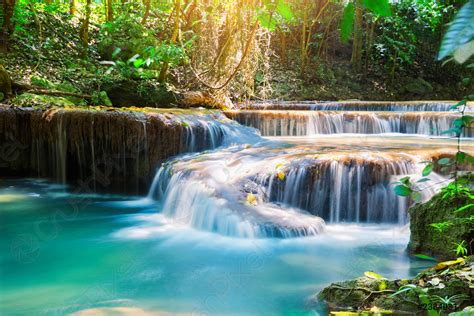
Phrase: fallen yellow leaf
[
  {"left": 364, "top": 271, "right": 385, "bottom": 279},
  {"left": 434, "top": 258, "right": 465, "bottom": 270},
  {"left": 246, "top": 193, "right": 257, "bottom": 205},
  {"left": 277, "top": 171, "right": 285, "bottom": 181}
]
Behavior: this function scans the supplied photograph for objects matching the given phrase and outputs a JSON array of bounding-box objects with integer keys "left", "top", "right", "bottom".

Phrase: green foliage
[
  {"left": 340, "top": 3, "right": 355, "bottom": 43},
  {"left": 390, "top": 284, "right": 438, "bottom": 316},
  {"left": 257, "top": 0, "right": 294, "bottom": 31},
  {"left": 438, "top": 0, "right": 474, "bottom": 63},
  {"left": 340, "top": 0, "right": 391, "bottom": 42},
  {"left": 103, "top": 42, "right": 186, "bottom": 79},
  {"left": 453, "top": 240, "right": 468, "bottom": 256},
  {"left": 360, "top": 0, "right": 392, "bottom": 17},
  {"left": 440, "top": 183, "right": 470, "bottom": 200},
  {"left": 430, "top": 221, "right": 453, "bottom": 233},
  {"left": 98, "top": 15, "right": 158, "bottom": 60}
]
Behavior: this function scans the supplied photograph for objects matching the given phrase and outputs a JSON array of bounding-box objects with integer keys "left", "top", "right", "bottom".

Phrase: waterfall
[
  {"left": 256, "top": 154, "right": 444, "bottom": 224},
  {"left": 147, "top": 141, "right": 450, "bottom": 236},
  {"left": 147, "top": 162, "right": 325, "bottom": 238},
  {"left": 241, "top": 100, "right": 473, "bottom": 112},
  {"left": 0, "top": 106, "right": 261, "bottom": 193},
  {"left": 226, "top": 110, "right": 473, "bottom": 136}
]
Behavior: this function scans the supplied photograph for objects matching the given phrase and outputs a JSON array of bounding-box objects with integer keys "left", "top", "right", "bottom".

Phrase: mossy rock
[
  {"left": 11, "top": 93, "right": 77, "bottom": 107},
  {"left": 316, "top": 257, "right": 474, "bottom": 314},
  {"left": 408, "top": 191, "right": 473, "bottom": 260}
]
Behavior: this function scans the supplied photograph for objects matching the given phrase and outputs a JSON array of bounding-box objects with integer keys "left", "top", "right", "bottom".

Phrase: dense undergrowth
[{"left": 0, "top": 0, "right": 472, "bottom": 108}]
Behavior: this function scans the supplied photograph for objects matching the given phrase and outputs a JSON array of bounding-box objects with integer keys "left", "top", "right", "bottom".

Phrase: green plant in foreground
[
  {"left": 453, "top": 240, "right": 468, "bottom": 256},
  {"left": 390, "top": 284, "right": 438, "bottom": 316},
  {"left": 393, "top": 0, "right": 474, "bottom": 260}
]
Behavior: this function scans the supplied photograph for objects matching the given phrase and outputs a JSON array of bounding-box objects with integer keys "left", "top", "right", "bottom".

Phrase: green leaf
[
  {"left": 462, "top": 115, "right": 473, "bottom": 126},
  {"left": 454, "top": 203, "right": 474, "bottom": 213},
  {"left": 394, "top": 185, "right": 412, "bottom": 197},
  {"left": 453, "top": 118, "right": 464, "bottom": 128},
  {"left": 360, "top": 0, "right": 392, "bottom": 17},
  {"left": 422, "top": 163, "right": 433, "bottom": 177},
  {"left": 112, "top": 47, "right": 122, "bottom": 59},
  {"left": 258, "top": 12, "right": 277, "bottom": 31},
  {"left": 399, "top": 176, "right": 411, "bottom": 186},
  {"left": 417, "top": 178, "right": 431, "bottom": 183},
  {"left": 276, "top": 0, "right": 293, "bottom": 21},
  {"left": 453, "top": 40, "right": 474, "bottom": 64},
  {"left": 411, "top": 191, "right": 422, "bottom": 202},
  {"left": 438, "top": 158, "right": 452, "bottom": 165},
  {"left": 413, "top": 254, "right": 437, "bottom": 262},
  {"left": 133, "top": 58, "right": 144, "bottom": 68},
  {"left": 438, "top": 0, "right": 474, "bottom": 61},
  {"left": 456, "top": 151, "right": 466, "bottom": 163},
  {"left": 441, "top": 127, "right": 462, "bottom": 135},
  {"left": 340, "top": 2, "right": 355, "bottom": 43},
  {"left": 450, "top": 99, "right": 467, "bottom": 109}
]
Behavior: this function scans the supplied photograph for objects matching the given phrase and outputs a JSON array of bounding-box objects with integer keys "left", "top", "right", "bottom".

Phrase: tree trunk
[
  {"left": 351, "top": 0, "right": 363, "bottom": 69},
  {"left": 141, "top": 0, "right": 151, "bottom": 24},
  {"left": 300, "top": 0, "right": 308, "bottom": 78},
  {"left": 0, "top": 0, "right": 16, "bottom": 52},
  {"left": 280, "top": 29, "right": 287, "bottom": 67},
  {"left": 106, "top": 0, "right": 113, "bottom": 21},
  {"left": 79, "top": 0, "right": 92, "bottom": 57},
  {"left": 70, "top": 0, "right": 77, "bottom": 15},
  {"left": 158, "top": 0, "right": 181, "bottom": 83}
]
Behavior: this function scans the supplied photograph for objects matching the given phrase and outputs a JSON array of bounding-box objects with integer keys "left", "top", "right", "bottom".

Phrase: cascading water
[
  {"left": 241, "top": 100, "right": 474, "bottom": 112},
  {"left": 226, "top": 110, "right": 473, "bottom": 136},
  {"left": 255, "top": 154, "right": 445, "bottom": 224},
  {"left": 142, "top": 101, "right": 474, "bottom": 239},
  {"left": 147, "top": 134, "right": 462, "bottom": 237}
]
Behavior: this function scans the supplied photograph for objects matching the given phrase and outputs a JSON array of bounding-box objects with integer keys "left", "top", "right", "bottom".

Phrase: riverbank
[{"left": 317, "top": 256, "right": 474, "bottom": 315}]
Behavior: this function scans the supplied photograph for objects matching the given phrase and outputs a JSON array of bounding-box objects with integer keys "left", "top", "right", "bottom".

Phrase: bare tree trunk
[
  {"left": 300, "top": 0, "right": 308, "bottom": 78},
  {"left": 158, "top": 0, "right": 181, "bottom": 83},
  {"left": 141, "top": 0, "right": 151, "bottom": 24},
  {"left": 79, "top": 0, "right": 92, "bottom": 57},
  {"left": 105, "top": 0, "right": 113, "bottom": 21},
  {"left": 364, "top": 17, "right": 376, "bottom": 74},
  {"left": 0, "top": 0, "right": 16, "bottom": 52},
  {"left": 351, "top": 0, "right": 363, "bottom": 69},
  {"left": 280, "top": 29, "right": 287, "bottom": 67}
]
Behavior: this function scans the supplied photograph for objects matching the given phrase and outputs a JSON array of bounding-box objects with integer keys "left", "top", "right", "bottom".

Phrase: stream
[{"left": 1, "top": 101, "right": 473, "bottom": 315}]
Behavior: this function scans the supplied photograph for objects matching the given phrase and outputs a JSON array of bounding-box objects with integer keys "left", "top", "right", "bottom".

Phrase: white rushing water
[
  {"left": 226, "top": 110, "right": 473, "bottom": 136},
  {"left": 145, "top": 101, "right": 472, "bottom": 239}
]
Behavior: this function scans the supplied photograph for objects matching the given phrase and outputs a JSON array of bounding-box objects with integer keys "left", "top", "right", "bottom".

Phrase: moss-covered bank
[
  {"left": 409, "top": 192, "right": 474, "bottom": 260},
  {"left": 316, "top": 257, "right": 474, "bottom": 315}
]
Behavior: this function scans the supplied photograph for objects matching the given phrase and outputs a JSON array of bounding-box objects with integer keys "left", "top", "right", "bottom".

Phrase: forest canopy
[{"left": 0, "top": 0, "right": 472, "bottom": 105}]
